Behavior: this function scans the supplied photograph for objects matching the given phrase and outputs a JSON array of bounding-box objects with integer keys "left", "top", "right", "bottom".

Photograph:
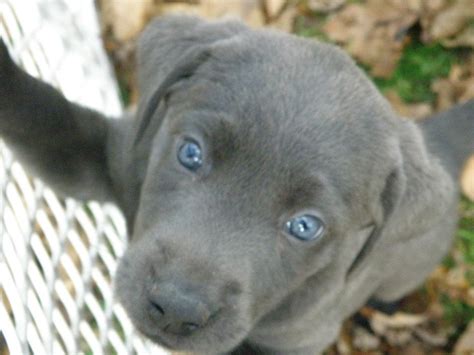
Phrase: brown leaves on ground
[
  {"left": 433, "top": 54, "right": 474, "bottom": 111},
  {"left": 97, "top": 0, "right": 297, "bottom": 103},
  {"left": 384, "top": 90, "right": 433, "bottom": 120},
  {"left": 430, "top": 262, "right": 474, "bottom": 309},
  {"left": 98, "top": 0, "right": 474, "bottom": 108},
  {"left": 98, "top": 0, "right": 296, "bottom": 43},
  {"left": 454, "top": 320, "right": 474, "bottom": 353},
  {"left": 329, "top": 308, "right": 448, "bottom": 354},
  {"left": 323, "top": 0, "right": 474, "bottom": 78},
  {"left": 99, "top": 0, "right": 154, "bottom": 42},
  {"left": 421, "top": 0, "right": 474, "bottom": 46},
  {"left": 307, "top": 0, "right": 346, "bottom": 13},
  {"left": 323, "top": 0, "right": 419, "bottom": 78}
]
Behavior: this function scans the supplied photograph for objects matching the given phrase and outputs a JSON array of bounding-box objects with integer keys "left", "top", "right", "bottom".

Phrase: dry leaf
[
  {"left": 308, "top": 0, "right": 346, "bottom": 13},
  {"left": 323, "top": 0, "right": 419, "bottom": 77},
  {"left": 413, "top": 327, "right": 448, "bottom": 347},
  {"left": 370, "top": 311, "right": 427, "bottom": 334},
  {"left": 442, "top": 23, "right": 474, "bottom": 48},
  {"left": 403, "top": 343, "right": 427, "bottom": 355},
  {"left": 155, "top": 0, "right": 297, "bottom": 31},
  {"left": 423, "top": 0, "right": 474, "bottom": 42},
  {"left": 385, "top": 90, "right": 433, "bottom": 119},
  {"left": 157, "top": 0, "right": 265, "bottom": 27},
  {"left": 467, "top": 288, "right": 474, "bottom": 307},
  {"left": 352, "top": 326, "right": 381, "bottom": 351},
  {"left": 432, "top": 56, "right": 474, "bottom": 111},
  {"left": 265, "top": 0, "right": 287, "bottom": 17},
  {"left": 446, "top": 266, "right": 470, "bottom": 289},
  {"left": 263, "top": 0, "right": 298, "bottom": 32},
  {"left": 100, "top": 0, "right": 154, "bottom": 41},
  {"left": 454, "top": 320, "right": 474, "bottom": 354},
  {"left": 99, "top": 0, "right": 298, "bottom": 42},
  {"left": 335, "top": 337, "right": 351, "bottom": 355},
  {"left": 461, "top": 155, "right": 474, "bottom": 201},
  {"left": 384, "top": 329, "right": 413, "bottom": 346}
]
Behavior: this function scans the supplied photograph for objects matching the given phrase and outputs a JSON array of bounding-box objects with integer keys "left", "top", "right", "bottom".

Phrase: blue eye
[
  {"left": 178, "top": 140, "right": 203, "bottom": 171},
  {"left": 285, "top": 214, "right": 325, "bottom": 241}
]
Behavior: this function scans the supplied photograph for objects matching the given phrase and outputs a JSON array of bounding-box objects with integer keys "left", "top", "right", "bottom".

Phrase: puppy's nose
[{"left": 148, "top": 284, "right": 212, "bottom": 336}]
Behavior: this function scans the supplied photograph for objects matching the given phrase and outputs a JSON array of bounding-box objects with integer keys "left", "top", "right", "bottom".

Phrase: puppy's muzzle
[{"left": 148, "top": 282, "right": 214, "bottom": 336}]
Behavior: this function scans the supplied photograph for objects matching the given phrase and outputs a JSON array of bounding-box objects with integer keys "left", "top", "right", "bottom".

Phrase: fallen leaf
[
  {"left": 335, "top": 336, "right": 351, "bottom": 354},
  {"left": 155, "top": 0, "right": 297, "bottom": 31},
  {"left": 442, "top": 23, "right": 474, "bottom": 48},
  {"left": 157, "top": 0, "right": 265, "bottom": 27},
  {"left": 446, "top": 266, "right": 470, "bottom": 290},
  {"left": 384, "top": 328, "right": 413, "bottom": 346},
  {"left": 467, "top": 288, "right": 474, "bottom": 307},
  {"left": 454, "top": 320, "right": 474, "bottom": 354},
  {"left": 403, "top": 342, "right": 427, "bottom": 355},
  {"left": 422, "top": 0, "right": 474, "bottom": 43},
  {"left": 370, "top": 311, "right": 427, "bottom": 334},
  {"left": 308, "top": 0, "right": 346, "bottom": 13},
  {"left": 323, "top": 0, "right": 419, "bottom": 77},
  {"left": 100, "top": 0, "right": 154, "bottom": 41},
  {"left": 413, "top": 326, "right": 448, "bottom": 347},
  {"left": 461, "top": 155, "right": 474, "bottom": 201},
  {"left": 352, "top": 325, "right": 381, "bottom": 351},
  {"left": 385, "top": 90, "right": 433, "bottom": 119},
  {"left": 263, "top": 0, "right": 298, "bottom": 32},
  {"left": 432, "top": 55, "right": 474, "bottom": 111}
]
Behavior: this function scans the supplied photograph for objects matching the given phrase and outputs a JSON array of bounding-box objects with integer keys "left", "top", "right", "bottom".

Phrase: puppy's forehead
[{"left": 190, "top": 31, "right": 394, "bottom": 171}]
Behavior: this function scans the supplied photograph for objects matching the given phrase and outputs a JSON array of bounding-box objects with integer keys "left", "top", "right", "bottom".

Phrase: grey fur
[{"left": 0, "top": 16, "right": 472, "bottom": 354}]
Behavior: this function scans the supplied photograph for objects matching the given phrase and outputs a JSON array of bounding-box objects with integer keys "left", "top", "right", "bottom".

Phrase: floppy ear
[
  {"left": 135, "top": 16, "right": 246, "bottom": 96},
  {"left": 126, "top": 16, "right": 247, "bottom": 175},
  {"left": 109, "top": 16, "right": 247, "bottom": 224},
  {"left": 346, "top": 119, "right": 454, "bottom": 280},
  {"left": 132, "top": 16, "right": 246, "bottom": 143},
  {"left": 0, "top": 39, "right": 122, "bottom": 202},
  {"left": 347, "top": 147, "right": 407, "bottom": 277}
]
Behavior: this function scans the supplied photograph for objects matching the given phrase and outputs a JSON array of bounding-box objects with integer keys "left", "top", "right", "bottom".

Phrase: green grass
[
  {"left": 458, "top": 198, "right": 474, "bottom": 264},
  {"left": 441, "top": 294, "right": 474, "bottom": 339},
  {"left": 373, "top": 41, "right": 457, "bottom": 103},
  {"left": 439, "top": 198, "right": 474, "bottom": 339}
]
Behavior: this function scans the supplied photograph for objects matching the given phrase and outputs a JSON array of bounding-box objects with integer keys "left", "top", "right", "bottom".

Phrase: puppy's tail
[{"left": 419, "top": 100, "right": 474, "bottom": 179}]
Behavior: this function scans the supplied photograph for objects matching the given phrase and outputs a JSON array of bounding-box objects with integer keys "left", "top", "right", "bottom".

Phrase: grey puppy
[{"left": 0, "top": 16, "right": 473, "bottom": 354}]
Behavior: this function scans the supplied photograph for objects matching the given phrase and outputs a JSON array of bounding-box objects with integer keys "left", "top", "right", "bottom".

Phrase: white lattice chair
[{"left": 0, "top": 1, "right": 168, "bottom": 353}]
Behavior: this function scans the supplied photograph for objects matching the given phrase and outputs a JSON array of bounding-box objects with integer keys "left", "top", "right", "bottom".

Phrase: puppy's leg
[{"left": 0, "top": 40, "right": 117, "bottom": 201}]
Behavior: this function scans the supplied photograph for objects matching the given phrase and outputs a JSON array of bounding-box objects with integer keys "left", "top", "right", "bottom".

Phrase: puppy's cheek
[{"left": 114, "top": 256, "right": 152, "bottom": 327}]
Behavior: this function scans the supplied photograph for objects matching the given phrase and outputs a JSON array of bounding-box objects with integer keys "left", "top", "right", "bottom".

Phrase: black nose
[{"left": 148, "top": 284, "right": 212, "bottom": 336}]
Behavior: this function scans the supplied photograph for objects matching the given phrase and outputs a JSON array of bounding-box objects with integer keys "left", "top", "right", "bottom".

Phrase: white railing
[{"left": 0, "top": 1, "right": 167, "bottom": 353}]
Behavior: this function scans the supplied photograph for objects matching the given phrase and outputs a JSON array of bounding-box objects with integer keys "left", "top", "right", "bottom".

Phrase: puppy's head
[{"left": 114, "top": 16, "right": 408, "bottom": 353}]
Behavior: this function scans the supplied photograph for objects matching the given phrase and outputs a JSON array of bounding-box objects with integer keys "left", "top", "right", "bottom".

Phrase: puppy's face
[{"left": 115, "top": 20, "right": 400, "bottom": 353}]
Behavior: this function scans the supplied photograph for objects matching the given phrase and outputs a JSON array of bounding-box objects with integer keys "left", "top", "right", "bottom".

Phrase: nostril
[
  {"left": 182, "top": 322, "right": 199, "bottom": 333},
  {"left": 149, "top": 300, "right": 165, "bottom": 315}
]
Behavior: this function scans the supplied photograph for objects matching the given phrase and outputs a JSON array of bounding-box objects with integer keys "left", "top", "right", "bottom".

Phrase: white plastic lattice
[{"left": 0, "top": 1, "right": 167, "bottom": 354}]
